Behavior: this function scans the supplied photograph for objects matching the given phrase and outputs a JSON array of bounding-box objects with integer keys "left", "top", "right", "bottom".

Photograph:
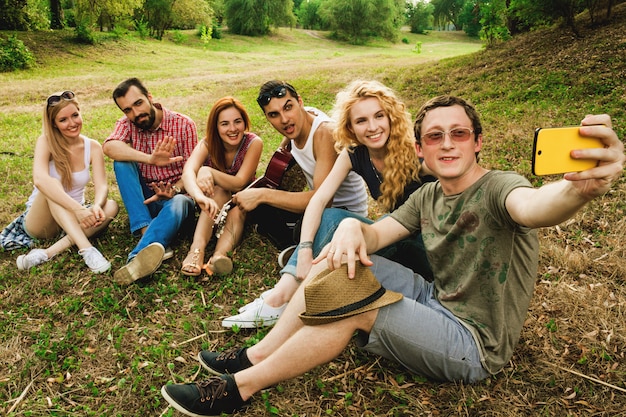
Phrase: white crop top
[{"left": 27, "top": 136, "right": 92, "bottom": 207}]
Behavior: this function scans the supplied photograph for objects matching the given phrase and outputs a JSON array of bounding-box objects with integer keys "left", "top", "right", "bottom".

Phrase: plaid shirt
[
  {"left": 105, "top": 103, "right": 198, "bottom": 183},
  {"left": 0, "top": 212, "right": 34, "bottom": 250}
]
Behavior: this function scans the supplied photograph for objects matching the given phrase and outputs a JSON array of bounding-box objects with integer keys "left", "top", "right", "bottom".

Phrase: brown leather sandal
[{"left": 181, "top": 248, "right": 203, "bottom": 276}]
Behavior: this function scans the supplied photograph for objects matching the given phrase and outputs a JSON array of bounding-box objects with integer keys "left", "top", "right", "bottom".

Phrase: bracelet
[{"left": 299, "top": 241, "right": 313, "bottom": 249}]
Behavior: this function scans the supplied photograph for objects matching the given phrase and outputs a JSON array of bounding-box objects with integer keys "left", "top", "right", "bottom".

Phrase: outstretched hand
[
  {"left": 149, "top": 136, "right": 183, "bottom": 167},
  {"left": 564, "top": 115, "right": 625, "bottom": 199},
  {"left": 144, "top": 181, "right": 176, "bottom": 204}
]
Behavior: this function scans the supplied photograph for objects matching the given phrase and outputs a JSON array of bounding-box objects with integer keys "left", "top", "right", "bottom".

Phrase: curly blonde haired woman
[{"left": 222, "top": 80, "right": 435, "bottom": 328}]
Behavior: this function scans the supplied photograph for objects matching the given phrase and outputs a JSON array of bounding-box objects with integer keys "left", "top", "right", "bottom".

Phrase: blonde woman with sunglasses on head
[{"left": 2, "top": 90, "right": 119, "bottom": 273}]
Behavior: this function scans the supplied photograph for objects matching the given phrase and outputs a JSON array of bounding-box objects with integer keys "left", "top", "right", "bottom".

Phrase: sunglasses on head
[
  {"left": 47, "top": 91, "right": 75, "bottom": 107},
  {"left": 256, "top": 84, "right": 297, "bottom": 107}
]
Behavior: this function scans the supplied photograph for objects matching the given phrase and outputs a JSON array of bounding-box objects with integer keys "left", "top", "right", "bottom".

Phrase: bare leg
[
  {"left": 48, "top": 200, "right": 117, "bottom": 250},
  {"left": 236, "top": 306, "right": 378, "bottom": 399},
  {"left": 24, "top": 193, "right": 62, "bottom": 242},
  {"left": 182, "top": 186, "right": 232, "bottom": 274},
  {"left": 205, "top": 187, "right": 235, "bottom": 274},
  {"left": 39, "top": 199, "right": 118, "bottom": 258},
  {"left": 261, "top": 273, "right": 301, "bottom": 307},
  {"left": 245, "top": 261, "right": 329, "bottom": 363},
  {"left": 25, "top": 194, "right": 117, "bottom": 257},
  {"left": 181, "top": 210, "right": 213, "bottom": 274},
  {"left": 212, "top": 206, "right": 245, "bottom": 260}
]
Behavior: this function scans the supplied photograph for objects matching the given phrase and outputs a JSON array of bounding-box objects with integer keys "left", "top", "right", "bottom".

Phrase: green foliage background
[{"left": 2, "top": 0, "right": 623, "bottom": 47}]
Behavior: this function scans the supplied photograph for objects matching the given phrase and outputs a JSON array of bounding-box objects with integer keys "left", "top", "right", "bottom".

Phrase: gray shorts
[{"left": 356, "top": 255, "right": 490, "bottom": 383}]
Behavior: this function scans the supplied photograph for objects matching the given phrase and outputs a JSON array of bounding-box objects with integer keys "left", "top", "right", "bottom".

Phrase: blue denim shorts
[{"left": 356, "top": 255, "right": 491, "bottom": 383}]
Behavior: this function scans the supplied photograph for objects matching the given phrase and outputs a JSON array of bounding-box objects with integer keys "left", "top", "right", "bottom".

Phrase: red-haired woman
[{"left": 180, "top": 97, "right": 263, "bottom": 276}]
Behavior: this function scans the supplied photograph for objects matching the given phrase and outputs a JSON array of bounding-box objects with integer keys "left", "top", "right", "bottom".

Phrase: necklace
[{"left": 370, "top": 157, "right": 383, "bottom": 183}]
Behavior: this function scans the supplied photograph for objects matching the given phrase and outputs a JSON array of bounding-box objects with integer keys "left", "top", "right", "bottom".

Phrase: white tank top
[
  {"left": 290, "top": 108, "right": 368, "bottom": 216},
  {"left": 27, "top": 136, "right": 92, "bottom": 207}
]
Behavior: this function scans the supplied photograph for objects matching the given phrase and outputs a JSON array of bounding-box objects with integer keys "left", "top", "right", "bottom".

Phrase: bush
[
  {"left": 110, "top": 23, "right": 131, "bottom": 39},
  {"left": 211, "top": 24, "right": 222, "bottom": 39},
  {"left": 171, "top": 30, "right": 187, "bottom": 44},
  {"left": 75, "top": 23, "right": 97, "bottom": 45},
  {"left": 64, "top": 8, "right": 77, "bottom": 27},
  {"left": 0, "top": 35, "right": 36, "bottom": 72},
  {"left": 134, "top": 19, "right": 150, "bottom": 40},
  {"left": 197, "top": 24, "right": 212, "bottom": 45}
]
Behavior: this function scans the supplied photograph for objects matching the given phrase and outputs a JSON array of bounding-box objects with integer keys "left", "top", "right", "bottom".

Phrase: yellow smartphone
[{"left": 532, "top": 126, "right": 604, "bottom": 176}]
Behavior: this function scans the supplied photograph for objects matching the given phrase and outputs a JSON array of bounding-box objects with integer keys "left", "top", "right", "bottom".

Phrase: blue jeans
[
  {"left": 280, "top": 207, "right": 433, "bottom": 280},
  {"left": 114, "top": 161, "right": 195, "bottom": 260}
]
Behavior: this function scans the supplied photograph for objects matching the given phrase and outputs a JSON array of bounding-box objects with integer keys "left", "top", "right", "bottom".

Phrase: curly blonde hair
[
  {"left": 332, "top": 80, "right": 422, "bottom": 211},
  {"left": 42, "top": 92, "right": 81, "bottom": 190}
]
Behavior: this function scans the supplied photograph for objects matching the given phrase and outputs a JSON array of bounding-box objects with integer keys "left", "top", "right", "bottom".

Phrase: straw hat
[{"left": 299, "top": 262, "right": 403, "bottom": 325}]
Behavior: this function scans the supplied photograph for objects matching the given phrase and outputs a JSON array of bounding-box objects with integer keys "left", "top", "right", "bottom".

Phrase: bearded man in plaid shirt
[{"left": 103, "top": 78, "right": 197, "bottom": 285}]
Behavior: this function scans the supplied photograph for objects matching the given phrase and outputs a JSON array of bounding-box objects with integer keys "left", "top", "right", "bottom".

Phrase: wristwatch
[{"left": 172, "top": 185, "right": 182, "bottom": 195}]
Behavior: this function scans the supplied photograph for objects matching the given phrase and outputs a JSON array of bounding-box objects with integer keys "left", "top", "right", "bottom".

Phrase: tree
[
  {"left": 548, "top": 0, "right": 585, "bottom": 36},
  {"left": 319, "top": 0, "right": 404, "bottom": 44},
  {"left": 431, "top": 0, "right": 466, "bottom": 29},
  {"left": 1, "top": 0, "right": 30, "bottom": 29},
  {"left": 50, "top": 0, "right": 63, "bottom": 28},
  {"left": 507, "top": 0, "right": 551, "bottom": 32},
  {"left": 296, "top": 0, "right": 329, "bottom": 30},
  {"left": 224, "top": 0, "right": 295, "bottom": 36},
  {"left": 458, "top": 0, "right": 481, "bottom": 37},
  {"left": 407, "top": 0, "right": 434, "bottom": 34},
  {"left": 74, "top": 0, "right": 142, "bottom": 31},
  {"left": 508, "top": 0, "right": 587, "bottom": 36},
  {"left": 478, "top": 0, "right": 510, "bottom": 45},
  {"left": 171, "top": 0, "right": 214, "bottom": 29},
  {"left": 142, "top": 0, "right": 213, "bottom": 38},
  {"left": 208, "top": 0, "right": 225, "bottom": 24}
]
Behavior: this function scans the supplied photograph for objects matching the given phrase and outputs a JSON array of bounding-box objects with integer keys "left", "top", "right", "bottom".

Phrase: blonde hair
[
  {"left": 42, "top": 93, "right": 80, "bottom": 190},
  {"left": 332, "top": 80, "right": 421, "bottom": 211}
]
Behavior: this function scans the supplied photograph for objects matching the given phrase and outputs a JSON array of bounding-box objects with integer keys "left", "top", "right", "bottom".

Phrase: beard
[{"left": 132, "top": 106, "right": 156, "bottom": 130}]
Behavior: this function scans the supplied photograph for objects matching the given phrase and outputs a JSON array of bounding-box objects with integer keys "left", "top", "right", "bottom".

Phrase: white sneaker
[
  {"left": 79, "top": 247, "right": 111, "bottom": 274},
  {"left": 162, "top": 246, "right": 174, "bottom": 261},
  {"left": 238, "top": 290, "right": 272, "bottom": 313},
  {"left": 278, "top": 245, "right": 297, "bottom": 268},
  {"left": 222, "top": 295, "right": 287, "bottom": 328},
  {"left": 16, "top": 248, "right": 49, "bottom": 271}
]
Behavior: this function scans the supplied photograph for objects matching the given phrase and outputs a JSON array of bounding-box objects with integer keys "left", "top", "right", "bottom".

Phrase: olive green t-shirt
[{"left": 390, "top": 170, "right": 539, "bottom": 373}]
